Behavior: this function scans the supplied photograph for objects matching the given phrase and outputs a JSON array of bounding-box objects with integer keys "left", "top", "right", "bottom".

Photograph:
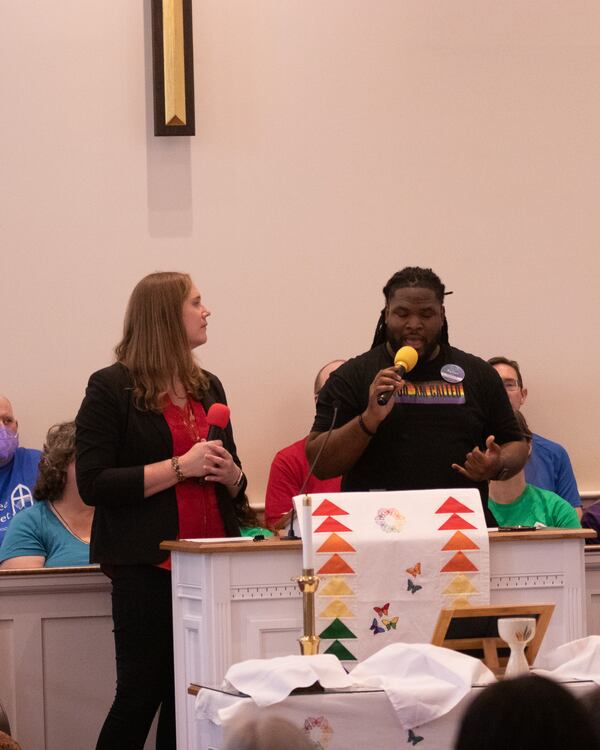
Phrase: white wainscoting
[
  {"left": 0, "top": 567, "right": 156, "bottom": 750},
  {"left": 2, "top": 538, "right": 600, "bottom": 750}
]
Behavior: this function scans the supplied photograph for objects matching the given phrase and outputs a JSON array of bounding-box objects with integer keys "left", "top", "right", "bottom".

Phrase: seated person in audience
[
  {"left": 223, "top": 716, "right": 313, "bottom": 750},
  {"left": 488, "top": 411, "right": 581, "bottom": 529},
  {"left": 0, "top": 731, "right": 21, "bottom": 750},
  {"left": 0, "top": 395, "right": 42, "bottom": 545},
  {"left": 579, "top": 685, "right": 600, "bottom": 745},
  {"left": 454, "top": 673, "right": 598, "bottom": 750},
  {"left": 489, "top": 356, "right": 582, "bottom": 516},
  {"left": 0, "top": 422, "right": 93, "bottom": 568},
  {"left": 264, "top": 360, "right": 345, "bottom": 530}
]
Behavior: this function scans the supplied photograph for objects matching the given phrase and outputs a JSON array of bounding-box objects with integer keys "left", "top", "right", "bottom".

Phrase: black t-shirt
[{"left": 312, "top": 343, "right": 522, "bottom": 507}]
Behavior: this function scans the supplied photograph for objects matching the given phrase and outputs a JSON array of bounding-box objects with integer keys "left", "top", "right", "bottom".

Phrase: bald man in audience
[
  {"left": 488, "top": 357, "right": 582, "bottom": 517},
  {"left": 0, "top": 396, "right": 42, "bottom": 545},
  {"left": 264, "top": 361, "right": 345, "bottom": 530}
]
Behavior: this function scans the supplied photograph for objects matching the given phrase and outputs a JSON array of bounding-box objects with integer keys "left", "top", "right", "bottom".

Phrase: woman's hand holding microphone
[{"left": 178, "top": 440, "right": 243, "bottom": 488}]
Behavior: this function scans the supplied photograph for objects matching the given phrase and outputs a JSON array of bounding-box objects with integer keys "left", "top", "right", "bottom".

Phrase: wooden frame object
[
  {"left": 431, "top": 603, "right": 555, "bottom": 672},
  {"left": 151, "top": 0, "right": 195, "bottom": 136}
]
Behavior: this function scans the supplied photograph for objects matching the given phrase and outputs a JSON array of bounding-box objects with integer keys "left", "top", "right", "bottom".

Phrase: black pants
[{"left": 96, "top": 565, "right": 176, "bottom": 750}]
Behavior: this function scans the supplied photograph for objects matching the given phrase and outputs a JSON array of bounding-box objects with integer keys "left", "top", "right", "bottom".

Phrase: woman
[
  {"left": 76, "top": 272, "right": 254, "bottom": 750},
  {"left": 0, "top": 421, "right": 92, "bottom": 568}
]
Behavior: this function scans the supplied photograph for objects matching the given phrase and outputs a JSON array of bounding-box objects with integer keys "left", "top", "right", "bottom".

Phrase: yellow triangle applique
[
  {"left": 318, "top": 600, "right": 356, "bottom": 618},
  {"left": 319, "top": 576, "right": 355, "bottom": 597},
  {"left": 443, "top": 574, "right": 478, "bottom": 595},
  {"left": 449, "top": 595, "right": 472, "bottom": 609}
]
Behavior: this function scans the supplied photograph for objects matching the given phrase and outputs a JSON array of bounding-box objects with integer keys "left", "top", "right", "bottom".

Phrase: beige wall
[{"left": 2, "top": 1, "right": 599, "bottom": 505}]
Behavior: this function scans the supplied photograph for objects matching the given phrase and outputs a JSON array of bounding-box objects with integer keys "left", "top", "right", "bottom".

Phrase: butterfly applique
[
  {"left": 407, "top": 579, "right": 422, "bottom": 594},
  {"left": 370, "top": 617, "right": 385, "bottom": 635},
  {"left": 406, "top": 562, "right": 421, "bottom": 577},
  {"left": 407, "top": 728, "right": 424, "bottom": 745},
  {"left": 382, "top": 616, "right": 399, "bottom": 630},
  {"left": 373, "top": 602, "right": 390, "bottom": 617}
]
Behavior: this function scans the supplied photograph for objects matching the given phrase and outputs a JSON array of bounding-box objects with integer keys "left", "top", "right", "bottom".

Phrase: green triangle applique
[
  {"left": 324, "top": 640, "right": 357, "bottom": 661},
  {"left": 319, "top": 618, "right": 357, "bottom": 639}
]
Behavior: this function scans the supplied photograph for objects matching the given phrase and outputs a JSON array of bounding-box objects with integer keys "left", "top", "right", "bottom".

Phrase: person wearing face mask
[
  {"left": 0, "top": 421, "right": 93, "bottom": 568},
  {"left": 0, "top": 396, "right": 42, "bottom": 546}
]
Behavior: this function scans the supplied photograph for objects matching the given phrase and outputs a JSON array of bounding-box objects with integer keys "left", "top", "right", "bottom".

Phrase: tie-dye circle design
[{"left": 374, "top": 507, "right": 406, "bottom": 533}]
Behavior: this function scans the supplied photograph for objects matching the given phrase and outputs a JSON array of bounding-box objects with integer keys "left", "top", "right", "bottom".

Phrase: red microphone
[{"left": 206, "top": 403, "right": 230, "bottom": 441}]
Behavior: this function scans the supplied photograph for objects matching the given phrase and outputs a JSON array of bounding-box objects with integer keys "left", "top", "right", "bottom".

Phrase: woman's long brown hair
[{"left": 115, "top": 272, "right": 209, "bottom": 410}]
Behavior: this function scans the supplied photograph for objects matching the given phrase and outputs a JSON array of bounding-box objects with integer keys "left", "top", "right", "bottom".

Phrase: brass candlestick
[{"left": 296, "top": 569, "right": 320, "bottom": 655}]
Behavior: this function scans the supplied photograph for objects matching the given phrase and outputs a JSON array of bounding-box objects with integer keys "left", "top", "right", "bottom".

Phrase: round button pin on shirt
[{"left": 440, "top": 364, "right": 465, "bottom": 383}]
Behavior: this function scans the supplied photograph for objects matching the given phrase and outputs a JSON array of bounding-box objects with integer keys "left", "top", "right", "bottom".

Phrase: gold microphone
[{"left": 377, "top": 346, "right": 419, "bottom": 405}]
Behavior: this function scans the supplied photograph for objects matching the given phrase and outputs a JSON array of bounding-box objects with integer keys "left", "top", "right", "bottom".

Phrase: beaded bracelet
[{"left": 171, "top": 456, "right": 186, "bottom": 482}]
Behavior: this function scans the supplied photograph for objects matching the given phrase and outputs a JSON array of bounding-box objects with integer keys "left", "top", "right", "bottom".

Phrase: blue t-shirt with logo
[{"left": 0, "top": 447, "right": 42, "bottom": 546}]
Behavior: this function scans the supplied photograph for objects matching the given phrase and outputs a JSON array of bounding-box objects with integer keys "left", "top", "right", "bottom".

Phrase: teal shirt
[
  {"left": 488, "top": 483, "right": 581, "bottom": 529},
  {"left": 0, "top": 501, "right": 90, "bottom": 567}
]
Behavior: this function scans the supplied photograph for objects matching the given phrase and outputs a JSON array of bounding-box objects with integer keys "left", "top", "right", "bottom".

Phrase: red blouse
[{"left": 159, "top": 398, "right": 226, "bottom": 569}]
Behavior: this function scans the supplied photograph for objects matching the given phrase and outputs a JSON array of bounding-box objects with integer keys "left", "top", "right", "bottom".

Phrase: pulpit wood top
[
  {"left": 160, "top": 528, "right": 593, "bottom": 554},
  {"left": 160, "top": 538, "right": 302, "bottom": 554}
]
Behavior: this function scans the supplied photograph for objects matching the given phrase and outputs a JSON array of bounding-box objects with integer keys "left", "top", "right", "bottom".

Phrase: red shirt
[
  {"left": 159, "top": 398, "right": 226, "bottom": 569},
  {"left": 264, "top": 437, "right": 341, "bottom": 529}
]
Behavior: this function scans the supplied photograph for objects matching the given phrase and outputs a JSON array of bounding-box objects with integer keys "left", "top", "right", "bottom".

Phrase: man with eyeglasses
[
  {"left": 488, "top": 357, "right": 582, "bottom": 517},
  {"left": 0, "top": 396, "right": 42, "bottom": 546}
]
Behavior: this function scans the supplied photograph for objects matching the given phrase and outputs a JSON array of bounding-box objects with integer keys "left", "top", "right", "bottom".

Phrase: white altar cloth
[{"left": 193, "top": 679, "right": 596, "bottom": 750}]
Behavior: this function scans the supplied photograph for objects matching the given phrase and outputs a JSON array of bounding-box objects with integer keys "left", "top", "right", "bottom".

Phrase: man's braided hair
[{"left": 371, "top": 266, "right": 450, "bottom": 349}]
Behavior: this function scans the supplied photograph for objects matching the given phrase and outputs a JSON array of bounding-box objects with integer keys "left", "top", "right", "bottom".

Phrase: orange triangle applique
[
  {"left": 313, "top": 499, "right": 349, "bottom": 516},
  {"left": 318, "top": 554, "right": 355, "bottom": 575},
  {"left": 442, "top": 531, "right": 480, "bottom": 551},
  {"left": 435, "top": 496, "right": 475, "bottom": 514},
  {"left": 314, "top": 517, "right": 352, "bottom": 533},
  {"left": 438, "top": 514, "right": 477, "bottom": 531},
  {"left": 441, "top": 551, "right": 479, "bottom": 573},
  {"left": 317, "top": 533, "right": 356, "bottom": 553}
]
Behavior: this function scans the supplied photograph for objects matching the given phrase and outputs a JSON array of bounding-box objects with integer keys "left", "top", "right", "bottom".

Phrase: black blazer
[{"left": 75, "top": 362, "right": 247, "bottom": 565}]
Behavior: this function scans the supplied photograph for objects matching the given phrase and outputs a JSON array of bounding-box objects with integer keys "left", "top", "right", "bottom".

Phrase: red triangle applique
[
  {"left": 441, "top": 530, "right": 480, "bottom": 551},
  {"left": 313, "top": 499, "right": 349, "bottom": 516},
  {"left": 317, "top": 533, "right": 356, "bottom": 553},
  {"left": 314, "top": 517, "right": 352, "bottom": 533},
  {"left": 435, "top": 496, "right": 475, "bottom": 514},
  {"left": 441, "top": 551, "right": 479, "bottom": 573},
  {"left": 438, "top": 514, "right": 477, "bottom": 531},
  {"left": 318, "top": 554, "right": 355, "bottom": 574}
]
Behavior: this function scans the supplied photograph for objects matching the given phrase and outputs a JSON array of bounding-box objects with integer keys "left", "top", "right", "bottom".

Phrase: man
[
  {"left": 488, "top": 356, "right": 582, "bottom": 515},
  {"left": 488, "top": 411, "right": 580, "bottom": 529},
  {"left": 0, "top": 396, "right": 42, "bottom": 545},
  {"left": 264, "top": 360, "right": 345, "bottom": 530},
  {"left": 307, "top": 267, "right": 528, "bottom": 525}
]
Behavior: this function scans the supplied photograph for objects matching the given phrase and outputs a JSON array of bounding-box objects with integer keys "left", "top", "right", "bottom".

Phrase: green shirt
[{"left": 488, "top": 483, "right": 581, "bottom": 529}]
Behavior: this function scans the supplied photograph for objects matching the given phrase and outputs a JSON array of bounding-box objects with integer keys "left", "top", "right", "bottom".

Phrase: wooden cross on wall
[{"left": 151, "top": 0, "right": 195, "bottom": 136}]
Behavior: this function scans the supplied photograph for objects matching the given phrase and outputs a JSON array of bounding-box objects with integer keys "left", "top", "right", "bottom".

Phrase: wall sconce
[{"left": 151, "top": 0, "right": 195, "bottom": 136}]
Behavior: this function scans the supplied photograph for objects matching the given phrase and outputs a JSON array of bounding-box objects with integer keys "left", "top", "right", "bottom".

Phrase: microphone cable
[{"left": 284, "top": 401, "right": 339, "bottom": 541}]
